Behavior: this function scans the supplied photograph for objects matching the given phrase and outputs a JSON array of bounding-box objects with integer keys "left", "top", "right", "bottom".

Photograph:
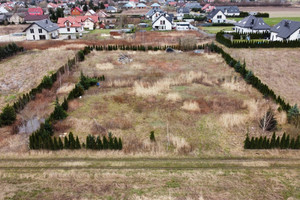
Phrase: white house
[
  {"left": 85, "top": 9, "right": 97, "bottom": 16},
  {"left": 215, "top": 6, "right": 240, "bottom": 16},
  {"left": 270, "top": 20, "right": 300, "bottom": 41},
  {"left": 57, "top": 17, "right": 83, "bottom": 35},
  {"left": 235, "top": 15, "right": 270, "bottom": 34},
  {"left": 152, "top": 14, "right": 173, "bottom": 31},
  {"left": 175, "top": 22, "right": 192, "bottom": 30},
  {"left": 176, "top": 7, "right": 189, "bottom": 21},
  {"left": 207, "top": 9, "right": 226, "bottom": 23},
  {"left": 23, "top": 19, "right": 59, "bottom": 40}
]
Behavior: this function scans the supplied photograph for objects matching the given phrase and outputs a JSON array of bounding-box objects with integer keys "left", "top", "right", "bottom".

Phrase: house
[
  {"left": 207, "top": 9, "right": 226, "bottom": 23},
  {"left": 64, "top": 7, "right": 71, "bottom": 15},
  {"left": 136, "top": 3, "right": 146, "bottom": 9},
  {"left": 152, "top": 13, "right": 173, "bottom": 30},
  {"left": 202, "top": 4, "right": 215, "bottom": 12},
  {"left": 235, "top": 15, "right": 270, "bottom": 34},
  {"left": 0, "top": 14, "right": 8, "bottom": 24},
  {"left": 8, "top": 12, "right": 26, "bottom": 24},
  {"left": 215, "top": 6, "right": 240, "bottom": 16},
  {"left": 79, "top": 16, "right": 99, "bottom": 30},
  {"left": 85, "top": 9, "right": 97, "bottom": 16},
  {"left": 105, "top": 6, "right": 117, "bottom": 13},
  {"left": 23, "top": 19, "right": 59, "bottom": 40},
  {"left": 185, "top": 2, "right": 202, "bottom": 10},
  {"left": 57, "top": 16, "right": 83, "bottom": 38},
  {"left": 98, "top": 10, "right": 109, "bottom": 19},
  {"left": 177, "top": 7, "right": 190, "bottom": 21},
  {"left": 175, "top": 22, "right": 192, "bottom": 30},
  {"left": 28, "top": 7, "right": 44, "bottom": 15},
  {"left": 151, "top": 10, "right": 165, "bottom": 22},
  {"left": 71, "top": 7, "right": 83, "bottom": 15},
  {"left": 24, "top": 14, "right": 49, "bottom": 23},
  {"left": 270, "top": 20, "right": 300, "bottom": 41},
  {"left": 146, "top": 8, "right": 163, "bottom": 19},
  {"left": 151, "top": 3, "right": 160, "bottom": 9},
  {"left": 123, "top": 3, "right": 134, "bottom": 9}
]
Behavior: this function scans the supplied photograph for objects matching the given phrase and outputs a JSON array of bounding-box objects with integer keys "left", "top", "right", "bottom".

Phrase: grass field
[
  {"left": 0, "top": 48, "right": 76, "bottom": 110},
  {"left": 225, "top": 47, "right": 300, "bottom": 107},
  {"left": 229, "top": 17, "right": 300, "bottom": 26},
  {"left": 201, "top": 26, "right": 234, "bottom": 34},
  {"left": 0, "top": 153, "right": 299, "bottom": 199}
]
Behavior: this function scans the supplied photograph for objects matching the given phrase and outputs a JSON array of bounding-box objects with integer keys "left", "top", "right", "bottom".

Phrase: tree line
[
  {"left": 0, "top": 43, "right": 24, "bottom": 61},
  {"left": 216, "top": 32, "right": 300, "bottom": 48},
  {"left": 244, "top": 132, "right": 300, "bottom": 149},
  {"left": 29, "top": 72, "right": 105, "bottom": 150},
  {"left": 86, "top": 133, "right": 122, "bottom": 150}
]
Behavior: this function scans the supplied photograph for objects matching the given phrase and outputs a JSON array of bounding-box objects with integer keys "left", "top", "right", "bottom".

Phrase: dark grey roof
[
  {"left": 106, "top": 6, "right": 117, "bottom": 11},
  {"left": 216, "top": 6, "right": 239, "bottom": 14},
  {"left": 152, "top": 13, "right": 172, "bottom": 25},
  {"left": 146, "top": 8, "right": 163, "bottom": 17},
  {"left": 235, "top": 15, "right": 270, "bottom": 30},
  {"left": 185, "top": 2, "right": 202, "bottom": 9},
  {"left": 207, "top": 9, "right": 224, "bottom": 19},
  {"left": 177, "top": 7, "right": 190, "bottom": 14},
  {"left": 24, "top": 19, "right": 59, "bottom": 32},
  {"left": 271, "top": 20, "right": 300, "bottom": 39},
  {"left": 0, "top": 14, "right": 7, "bottom": 21}
]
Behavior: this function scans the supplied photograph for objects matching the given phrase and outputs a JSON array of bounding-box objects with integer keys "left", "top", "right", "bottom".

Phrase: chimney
[
  {"left": 284, "top": 20, "right": 290, "bottom": 27},
  {"left": 45, "top": 19, "right": 48, "bottom": 24}
]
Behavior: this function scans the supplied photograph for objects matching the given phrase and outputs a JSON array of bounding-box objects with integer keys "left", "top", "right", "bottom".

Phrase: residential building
[
  {"left": 85, "top": 9, "right": 97, "bottom": 16},
  {"left": 152, "top": 13, "right": 173, "bottom": 30},
  {"left": 71, "top": 7, "right": 83, "bottom": 15},
  {"left": 57, "top": 16, "right": 83, "bottom": 35},
  {"left": 151, "top": 3, "right": 160, "bottom": 8},
  {"left": 215, "top": 6, "right": 240, "bottom": 16},
  {"left": 270, "top": 20, "right": 300, "bottom": 41},
  {"left": 136, "top": 3, "right": 146, "bottom": 9},
  {"left": 207, "top": 9, "right": 226, "bottom": 23},
  {"left": 24, "top": 14, "right": 49, "bottom": 23},
  {"left": 185, "top": 2, "right": 202, "bottom": 10},
  {"left": 24, "top": 19, "right": 59, "bottom": 40},
  {"left": 28, "top": 7, "right": 44, "bottom": 15},
  {"left": 105, "top": 6, "right": 117, "bottom": 13},
  {"left": 8, "top": 12, "right": 26, "bottom": 24},
  {"left": 235, "top": 15, "right": 270, "bottom": 33},
  {"left": 176, "top": 7, "right": 190, "bottom": 21}
]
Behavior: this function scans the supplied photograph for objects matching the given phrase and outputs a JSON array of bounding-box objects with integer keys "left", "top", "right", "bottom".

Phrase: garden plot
[{"left": 54, "top": 50, "right": 284, "bottom": 156}]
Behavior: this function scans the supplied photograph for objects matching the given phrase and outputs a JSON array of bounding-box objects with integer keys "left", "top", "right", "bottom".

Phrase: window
[
  {"left": 39, "top": 35, "right": 46, "bottom": 40},
  {"left": 217, "top": 15, "right": 222, "bottom": 19},
  {"left": 30, "top": 29, "right": 34, "bottom": 33},
  {"left": 38, "top": 29, "right": 42, "bottom": 33},
  {"left": 160, "top": 20, "right": 165, "bottom": 25},
  {"left": 67, "top": 28, "right": 70, "bottom": 32},
  {"left": 33, "top": 35, "right": 35, "bottom": 40}
]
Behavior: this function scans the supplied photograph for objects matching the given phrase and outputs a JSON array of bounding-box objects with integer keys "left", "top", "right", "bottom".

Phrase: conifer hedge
[
  {"left": 244, "top": 132, "right": 300, "bottom": 149},
  {"left": 208, "top": 42, "right": 291, "bottom": 112},
  {"left": 216, "top": 32, "right": 300, "bottom": 48},
  {"left": 0, "top": 43, "right": 24, "bottom": 61}
]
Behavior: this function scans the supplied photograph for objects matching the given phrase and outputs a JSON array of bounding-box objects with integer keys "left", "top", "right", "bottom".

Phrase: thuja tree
[
  {"left": 0, "top": 104, "right": 16, "bottom": 126},
  {"left": 288, "top": 104, "right": 300, "bottom": 128},
  {"left": 50, "top": 97, "right": 67, "bottom": 120}
]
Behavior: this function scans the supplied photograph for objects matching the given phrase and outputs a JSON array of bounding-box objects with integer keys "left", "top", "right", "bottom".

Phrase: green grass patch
[
  {"left": 229, "top": 17, "right": 300, "bottom": 26},
  {"left": 202, "top": 26, "right": 234, "bottom": 34}
]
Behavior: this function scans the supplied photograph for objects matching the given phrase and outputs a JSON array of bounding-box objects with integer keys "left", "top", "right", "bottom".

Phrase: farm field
[
  {"left": 50, "top": 50, "right": 294, "bottom": 156},
  {"left": 226, "top": 47, "right": 300, "bottom": 107},
  {"left": 0, "top": 153, "right": 299, "bottom": 200},
  {"left": 0, "top": 48, "right": 76, "bottom": 110},
  {"left": 239, "top": 6, "right": 300, "bottom": 18}
]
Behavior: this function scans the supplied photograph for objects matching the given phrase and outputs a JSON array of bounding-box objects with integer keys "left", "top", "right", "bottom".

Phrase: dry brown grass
[
  {"left": 227, "top": 47, "right": 300, "bottom": 105},
  {"left": 181, "top": 101, "right": 200, "bottom": 112}
]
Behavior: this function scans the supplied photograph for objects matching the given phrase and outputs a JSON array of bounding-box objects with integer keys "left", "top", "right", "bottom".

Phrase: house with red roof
[
  {"left": 77, "top": 15, "right": 99, "bottom": 30},
  {"left": 57, "top": 16, "right": 83, "bottom": 38},
  {"left": 71, "top": 7, "right": 83, "bottom": 15},
  {"left": 28, "top": 7, "right": 44, "bottom": 15}
]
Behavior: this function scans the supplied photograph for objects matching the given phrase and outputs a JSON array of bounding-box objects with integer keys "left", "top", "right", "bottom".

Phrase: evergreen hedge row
[
  {"left": 231, "top": 32, "right": 270, "bottom": 40},
  {"left": 216, "top": 32, "right": 300, "bottom": 48},
  {"left": 244, "top": 132, "right": 300, "bottom": 149},
  {"left": 208, "top": 42, "right": 291, "bottom": 112},
  {"left": 29, "top": 72, "right": 106, "bottom": 150},
  {"left": 86, "top": 133, "right": 122, "bottom": 150},
  {"left": 0, "top": 43, "right": 24, "bottom": 61}
]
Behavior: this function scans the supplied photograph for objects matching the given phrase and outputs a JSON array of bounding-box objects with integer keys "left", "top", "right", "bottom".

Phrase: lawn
[
  {"left": 82, "top": 29, "right": 113, "bottom": 40},
  {"left": 201, "top": 26, "right": 234, "bottom": 34},
  {"left": 229, "top": 17, "right": 300, "bottom": 26}
]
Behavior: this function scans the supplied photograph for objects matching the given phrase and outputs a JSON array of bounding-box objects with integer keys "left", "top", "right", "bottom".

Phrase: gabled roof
[
  {"left": 71, "top": 7, "right": 82, "bottom": 13},
  {"left": 152, "top": 13, "right": 172, "bottom": 25},
  {"left": 216, "top": 6, "right": 239, "bottom": 14},
  {"left": 24, "top": 14, "right": 49, "bottom": 21},
  {"left": 151, "top": 3, "right": 160, "bottom": 7},
  {"left": 123, "top": 3, "right": 133, "bottom": 8},
  {"left": 185, "top": 2, "right": 202, "bottom": 9},
  {"left": 235, "top": 15, "right": 270, "bottom": 30},
  {"left": 0, "top": 7, "right": 8, "bottom": 13},
  {"left": 177, "top": 7, "right": 190, "bottom": 14},
  {"left": 28, "top": 7, "right": 43, "bottom": 15},
  {"left": 57, "top": 16, "right": 82, "bottom": 27},
  {"left": 137, "top": 3, "right": 146, "bottom": 8},
  {"left": 106, "top": 6, "right": 117, "bottom": 11},
  {"left": 24, "top": 19, "right": 59, "bottom": 32},
  {"left": 87, "top": 9, "right": 96, "bottom": 15},
  {"left": 271, "top": 20, "right": 300, "bottom": 39},
  {"left": 146, "top": 8, "right": 163, "bottom": 17},
  {"left": 207, "top": 9, "right": 224, "bottom": 19}
]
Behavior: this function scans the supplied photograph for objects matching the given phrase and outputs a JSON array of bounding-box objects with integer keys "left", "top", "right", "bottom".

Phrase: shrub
[
  {"left": 41, "top": 76, "right": 53, "bottom": 89},
  {"left": 0, "top": 104, "right": 16, "bottom": 126},
  {"left": 77, "top": 50, "right": 85, "bottom": 61},
  {"left": 150, "top": 131, "right": 155, "bottom": 142}
]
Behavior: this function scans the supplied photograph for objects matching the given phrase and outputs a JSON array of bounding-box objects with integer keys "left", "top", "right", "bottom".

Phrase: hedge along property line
[
  {"left": 208, "top": 42, "right": 291, "bottom": 112},
  {"left": 216, "top": 32, "right": 300, "bottom": 48},
  {"left": 0, "top": 43, "right": 24, "bottom": 61},
  {"left": 244, "top": 132, "right": 300, "bottom": 149},
  {"left": 29, "top": 71, "right": 121, "bottom": 151},
  {"left": 0, "top": 47, "right": 91, "bottom": 128}
]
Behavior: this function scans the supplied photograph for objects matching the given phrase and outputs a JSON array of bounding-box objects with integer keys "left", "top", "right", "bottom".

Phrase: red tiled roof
[
  {"left": 57, "top": 16, "right": 82, "bottom": 27},
  {"left": 71, "top": 7, "right": 83, "bottom": 13},
  {"left": 28, "top": 7, "right": 43, "bottom": 15},
  {"left": 76, "top": 16, "right": 99, "bottom": 23}
]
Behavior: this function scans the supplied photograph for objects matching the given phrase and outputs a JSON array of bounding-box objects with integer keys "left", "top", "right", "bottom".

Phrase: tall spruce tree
[
  {"left": 69, "top": 132, "right": 75, "bottom": 149},
  {"left": 64, "top": 136, "right": 69, "bottom": 149},
  {"left": 118, "top": 138, "right": 122, "bottom": 150},
  {"left": 58, "top": 137, "right": 64, "bottom": 149},
  {"left": 0, "top": 104, "right": 16, "bottom": 125},
  {"left": 62, "top": 97, "right": 68, "bottom": 111},
  {"left": 75, "top": 136, "right": 81, "bottom": 149},
  {"left": 244, "top": 134, "right": 250, "bottom": 149}
]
